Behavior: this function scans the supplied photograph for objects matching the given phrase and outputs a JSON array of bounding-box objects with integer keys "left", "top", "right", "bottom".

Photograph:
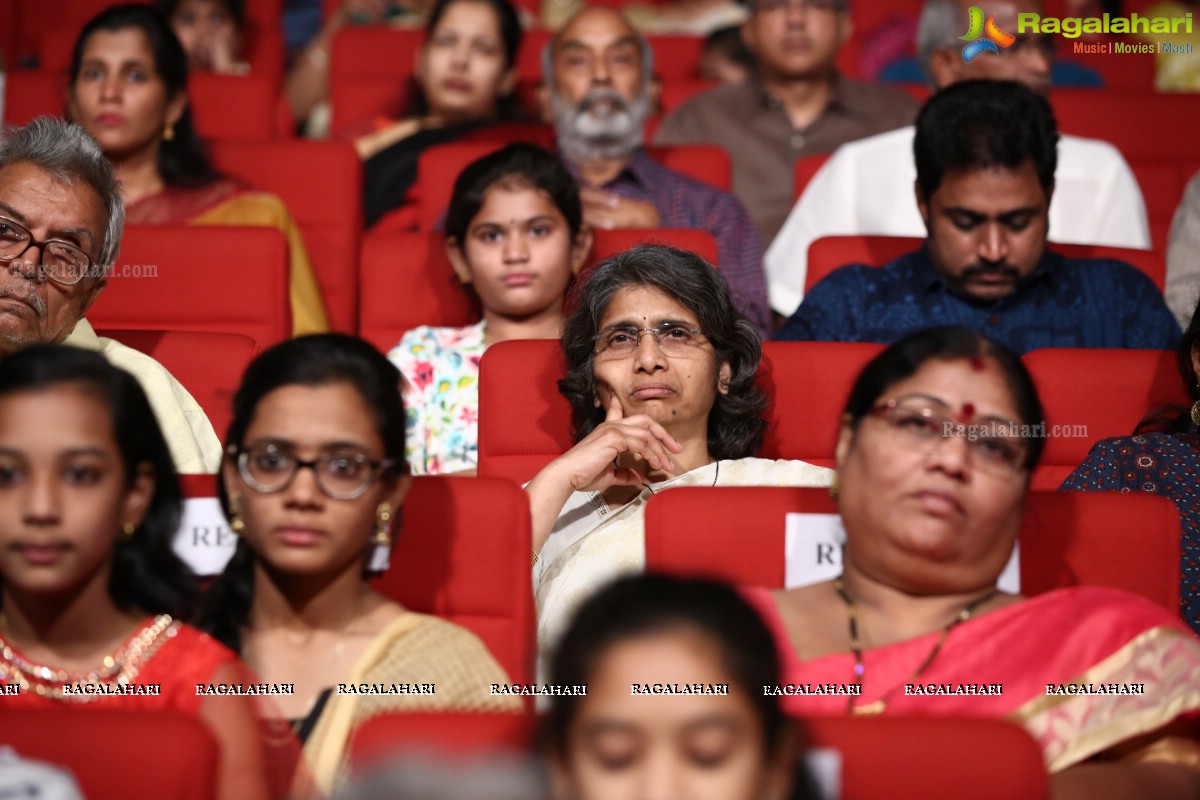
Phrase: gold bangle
[{"left": 532, "top": 550, "right": 540, "bottom": 566}]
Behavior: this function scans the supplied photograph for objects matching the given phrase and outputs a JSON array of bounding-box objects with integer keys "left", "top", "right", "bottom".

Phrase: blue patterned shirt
[{"left": 774, "top": 246, "right": 1181, "bottom": 354}]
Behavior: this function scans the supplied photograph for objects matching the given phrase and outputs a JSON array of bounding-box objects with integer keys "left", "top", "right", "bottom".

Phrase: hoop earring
[
  {"left": 228, "top": 493, "right": 246, "bottom": 535},
  {"left": 373, "top": 503, "right": 393, "bottom": 547},
  {"left": 119, "top": 522, "right": 136, "bottom": 541},
  {"left": 162, "top": 121, "right": 175, "bottom": 142}
]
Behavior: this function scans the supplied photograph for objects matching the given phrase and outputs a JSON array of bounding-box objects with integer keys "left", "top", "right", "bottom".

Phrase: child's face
[{"left": 450, "top": 183, "right": 585, "bottom": 320}]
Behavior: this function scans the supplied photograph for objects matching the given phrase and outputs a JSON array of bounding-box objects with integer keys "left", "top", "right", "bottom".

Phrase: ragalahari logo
[{"left": 960, "top": 6, "right": 1017, "bottom": 62}]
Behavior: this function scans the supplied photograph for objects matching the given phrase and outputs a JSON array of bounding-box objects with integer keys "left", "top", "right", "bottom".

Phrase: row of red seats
[{"left": 1, "top": 707, "right": 1051, "bottom": 800}]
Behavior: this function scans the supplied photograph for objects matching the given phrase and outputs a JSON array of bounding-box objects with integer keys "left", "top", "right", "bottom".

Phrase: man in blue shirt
[{"left": 774, "top": 80, "right": 1181, "bottom": 355}]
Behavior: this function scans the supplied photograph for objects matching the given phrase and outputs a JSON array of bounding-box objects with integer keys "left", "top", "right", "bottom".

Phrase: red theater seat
[
  {"left": 0, "top": 709, "right": 218, "bottom": 800},
  {"left": 805, "top": 235, "right": 1166, "bottom": 290},
  {"left": 3, "top": 71, "right": 66, "bottom": 125},
  {"left": 805, "top": 716, "right": 1048, "bottom": 800},
  {"left": 371, "top": 476, "right": 536, "bottom": 688},
  {"left": 644, "top": 487, "right": 1180, "bottom": 611},
  {"left": 86, "top": 225, "right": 292, "bottom": 349},
  {"left": 209, "top": 140, "right": 363, "bottom": 333},
  {"left": 476, "top": 340, "right": 881, "bottom": 485},
  {"left": 793, "top": 153, "right": 831, "bottom": 201},
  {"left": 1054, "top": 90, "right": 1200, "bottom": 161},
  {"left": 1024, "top": 347, "right": 1188, "bottom": 490},
  {"left": 96, "top": 329, "right": 258, "bottom": 439}
]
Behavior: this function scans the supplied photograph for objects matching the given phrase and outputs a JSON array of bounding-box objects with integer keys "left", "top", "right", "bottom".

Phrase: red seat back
[
  {"left": 209, "top": 140, "right": 363, "bottom": 333},
  {"left": 805, "top": 716, "right": 1048, "bottom": 799},
  {"left": 645, "top": 487, "right": 1180, "bottom": 610},
  {"left": 1054, "top": 90, "right": 1200, "bottom": 161},
  {"left": 96, "top": 329, "right": 258, "bottom": 440},
  {"left": 86, "top": 225, "right": 292, "bottom": 349},
  {"left": 2, "top": 71, "right": 66, "bottom": 126},
  {"left": 806, "top": 235, "right": 1166, "bottom": 291},
  {"left": 793, "top": 152, "right": 831, "bottom": 202},
  {"left": 0, "top": 709, "right": 218, "bottom": 800},
  {"left": 1023, "top": 347, "right": 1188, "bottom": 490},
  {"left": 371, "top": 476, "right": 536, "bottom": 688}
]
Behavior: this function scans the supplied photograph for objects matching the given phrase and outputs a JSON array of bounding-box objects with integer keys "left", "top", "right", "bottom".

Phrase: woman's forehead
[
  {"left": 599, "top": 285, "right": 695, "bottom": 326},
  {"left": 881, "top": 357, "right": 1022, "bottom": 420}
]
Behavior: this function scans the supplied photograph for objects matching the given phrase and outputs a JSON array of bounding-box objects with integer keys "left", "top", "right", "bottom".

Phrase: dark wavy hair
[
  {"left": 1137, "top": 295, "right": 1200, "bottom": 434},
  {"left": 197, "top": 334, "right": 408, "bottom": 652},
  {"left": 444, "top": 142, "right": 583, "bottom": 244},
  {"left": 69, "top": 4, "right": 221, "bottom": 189},
  {"left": 405, "top": 0, "right": 524, "bottom": 120},
  {"left": 0, "top": 345, "right": 196, "bottom": 617},
  {"left": 559, "top": 245, "right": 767, "bottom": 458},
  {"left": 545, "top": 574, "right": 814, "bottom": 797},
  {"left": 914, "top": 79, "right": 1058, "bottom": 201},
  {"left": 842, "top": 326, "right": 1046, "bottom": 472}
]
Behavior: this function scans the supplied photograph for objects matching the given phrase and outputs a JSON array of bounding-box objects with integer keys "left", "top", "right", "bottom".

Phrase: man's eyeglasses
[
  {"left": 869, "top": 399, "right": 1029, "bottom": 479},
  {"left": 231, "top": 443, "right": 397, "bottom": 500},
  {"left": 0, "top": 217, "right": 96, "bottom": 286},
  {"left": 593, "top": 322, "right": 708, "bottom": 361}
]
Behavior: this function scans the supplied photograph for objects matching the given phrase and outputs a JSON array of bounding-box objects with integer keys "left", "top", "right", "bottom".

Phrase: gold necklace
[
  {"left": 0, "top": 614, "right": 175, "bottom": 702},
  {"left": 641, "top": 459, "right": 720, "bottom": 495},
  {"left": 833, "top": 578, "right": 995, "bottom": 716}
]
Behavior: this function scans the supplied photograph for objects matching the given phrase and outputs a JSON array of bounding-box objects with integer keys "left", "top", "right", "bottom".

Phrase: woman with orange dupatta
[
  {"left": 66, "top": 4, "right": 329, "bottom": 337},
  {"left": 744, "top": 327, "right": 1200, "bottom": 798}
]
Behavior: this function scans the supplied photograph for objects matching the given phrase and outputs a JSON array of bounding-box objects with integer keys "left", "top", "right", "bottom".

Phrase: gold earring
[
  {"left": 1191, "top": 388, "right": 1200, "bottom": 427},
  {"left": 373, "top": 503, "right": 393, "bottom": 547},
  {"left": 593, "top": 396, "right": 602, "bottom": 408},
  {"left": 828, "top": 474, "right": 839, "bottom": 501},
  {"left": 162, "top": 121, "right": 175, "bottom": 142},
  {"left": 119, "top": 522, "right": 136, "bottom": 541},
  {"left": 228, "top": 493, "right": 246, "bottom": 534}
]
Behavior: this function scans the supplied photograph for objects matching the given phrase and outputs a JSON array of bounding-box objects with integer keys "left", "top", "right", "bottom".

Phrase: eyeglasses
[
  {"left": 0, "top": 217, "right": 96, "bottom": 286},
  {"left": 593, "top": 322, "right": 707, "bottom": 360},
  {"left": 754, "top": 0, "right": 842, "bottom": 13},
  {"left": 232, "top": 443, "right": 397, "bottom": 500},
  {"left": 868, "top": 399, "right": 1029, "bottom": 479}
]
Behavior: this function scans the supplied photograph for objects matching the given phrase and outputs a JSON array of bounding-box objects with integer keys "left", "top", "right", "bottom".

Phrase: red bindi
[
  {"left": 959, "top": 402, "right": 975, "bottom": 423},
  {"left": 968, "top": 356, "right": 986, "bottom": 371}
]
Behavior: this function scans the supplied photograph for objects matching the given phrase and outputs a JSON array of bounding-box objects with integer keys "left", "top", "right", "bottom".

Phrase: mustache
[
  {"left": 0, "top": 284, "right": 47, "bottom": 317},
  {"left": 960, "top": 263, "right": 1020, "bottom": 282},
  {"left": 576, "top": 88, "right": 632, "bottom": 115}
]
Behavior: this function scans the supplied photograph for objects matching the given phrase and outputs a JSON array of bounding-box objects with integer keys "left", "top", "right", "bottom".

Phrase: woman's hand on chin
[{"left": 557, "top": 396, "right": 684, "bottom": 493}]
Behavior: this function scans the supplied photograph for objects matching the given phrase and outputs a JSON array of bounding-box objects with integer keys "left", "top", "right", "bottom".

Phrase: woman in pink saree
[{"left": 746, "top": 326, "right": 1200, "bottom": 798}]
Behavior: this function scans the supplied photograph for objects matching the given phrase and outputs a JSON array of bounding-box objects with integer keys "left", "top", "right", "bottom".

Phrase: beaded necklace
[
  {"left": 833, "top": 578, "right": 995, "bottom": 716},
  {"left": 0, "top": 614, "right": 175, "bottom": 702}
]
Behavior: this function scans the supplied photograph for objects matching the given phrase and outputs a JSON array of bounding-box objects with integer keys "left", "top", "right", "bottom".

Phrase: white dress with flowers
[{"left": 388, "top": 321, "right": 486, "bottom": 475}]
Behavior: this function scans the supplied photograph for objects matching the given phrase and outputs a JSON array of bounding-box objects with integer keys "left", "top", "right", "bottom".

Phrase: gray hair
[
  {"left": 338, "top": 753, "right": 548, "bottom": 800},
  {"left": 916, "top": 0, "right": 965, "bottom": 86},
  {"left": 0, "top": 117, "right": 124, "bottom": 269}
]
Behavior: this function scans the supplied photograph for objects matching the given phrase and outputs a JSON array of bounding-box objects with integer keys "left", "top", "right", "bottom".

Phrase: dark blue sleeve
[
  {"left": 1116, "top": 266, "right": 1184, "bottom": 350},
  {"left": 773, "top": 266, "right": 865, "bottom": 342}
]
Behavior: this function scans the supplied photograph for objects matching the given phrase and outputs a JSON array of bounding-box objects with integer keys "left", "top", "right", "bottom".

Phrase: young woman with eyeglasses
[
  {"left": 526, "top": 245, "right": 832, "bottom": 681},
  {"left": 197, "top": 333, "right": 517, "bottom": 796}
]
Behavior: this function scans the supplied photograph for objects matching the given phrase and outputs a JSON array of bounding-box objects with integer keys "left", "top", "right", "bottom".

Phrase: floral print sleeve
[{"left": 387, "top": 322, "right": 487, "bottom": 475}]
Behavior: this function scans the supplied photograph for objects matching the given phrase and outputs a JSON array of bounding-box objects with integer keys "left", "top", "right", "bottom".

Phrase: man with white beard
[{"left": 539, "top": 6, "right": 771, "bottom": 334}]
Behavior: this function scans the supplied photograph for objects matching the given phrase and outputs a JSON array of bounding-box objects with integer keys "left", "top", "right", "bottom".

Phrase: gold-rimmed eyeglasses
[
  {"left": 593, "top": 322, "right": 707, "bottom": 361},
  {"left": 869, "top": 399, "right": 1030, "bottom": 479}
]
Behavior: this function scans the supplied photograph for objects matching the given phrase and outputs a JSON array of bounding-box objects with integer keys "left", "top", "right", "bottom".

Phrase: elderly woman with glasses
[
  {"left": 742, "top": 326, "right": 1200, "bottom": 799},
  {"left": 197, "top": 334, "right": 517, "bottom": 797},
  {"left": 527, "top": 244, "right": 832, "bottom": 680}
]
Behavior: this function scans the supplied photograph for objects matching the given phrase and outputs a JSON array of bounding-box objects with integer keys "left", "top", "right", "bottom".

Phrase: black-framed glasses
[
  {"left": 593, "top": 322, "right": 707, "bottom": 361},
  {"left": 0, "top": 217, "right": 95, "bottom": 286},
  {"left": 869, "top": 399, "right": 1029, "bottom": 479},
  {"left": 231, "top": 443, "right": 396, "bottom": 500}
]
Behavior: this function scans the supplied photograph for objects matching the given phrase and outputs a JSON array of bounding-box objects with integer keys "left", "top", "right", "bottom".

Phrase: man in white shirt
[
  {"left": 765, "top": 0, "right": 1150, "bottom": 316},
  {"left": 0, "top": 117, "right": 221, "bottom": 472}
]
